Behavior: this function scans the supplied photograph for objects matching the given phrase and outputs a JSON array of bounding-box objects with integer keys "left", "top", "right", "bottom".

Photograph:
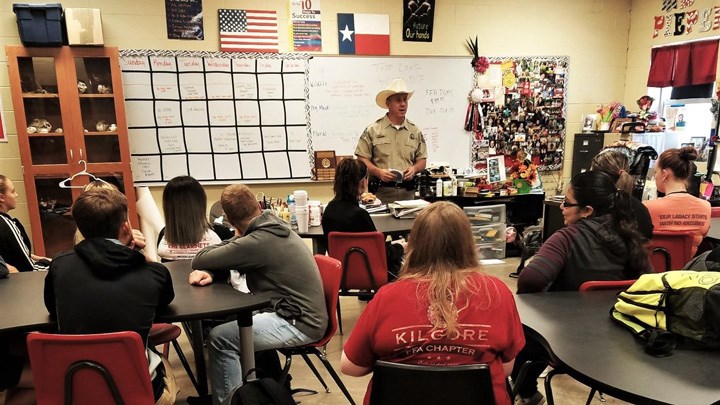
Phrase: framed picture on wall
[
  {"left": 582, "top": 114, "right": 597, "bottom": 132},
  {"left": 691, "top": 137, "right": 706, "bottom": 148}
]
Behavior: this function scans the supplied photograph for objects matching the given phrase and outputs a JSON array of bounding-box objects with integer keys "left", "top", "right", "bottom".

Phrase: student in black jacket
[
  {"left": 44, "top": 188, "right": 175, "bottom": 403},
  {"left": 321, "top": 159, "right": 405, "bottom": 278},
  {"left": 0, "top": 175, "right": 49, "bottom": 272}
]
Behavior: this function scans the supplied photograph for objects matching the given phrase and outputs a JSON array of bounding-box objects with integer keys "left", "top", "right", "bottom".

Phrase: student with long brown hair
[
  {"left": 591, "top": 147, "right": 653, "bottom": 238},
  {"left": 321, "top": 158, "right": 405, "bottom": 277},
  {"left": 340, "top": 202, "right": 525, "bottom": 405}
]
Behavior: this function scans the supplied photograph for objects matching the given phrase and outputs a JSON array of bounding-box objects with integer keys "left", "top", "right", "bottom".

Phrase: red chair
[
  {"left": 647, "top": 231, "right": 695, "bottom": 272},
  {"left": 328, "top": 231, "right": 389, "bottom": 334},
  {"left": 27, "top": 331, "right": 155, "bottom": 405},
  {"left": 279, "top": 255, "right": 355, "bottom": 404},
  {"left": 579, "top": 279, "right": 636, "bottom": 292},
  {"left": 711, "top": 207, "right": 720, "bottom": 218},
  {"left": 148, "top": 323, "right": 199, "bottom": 392}
]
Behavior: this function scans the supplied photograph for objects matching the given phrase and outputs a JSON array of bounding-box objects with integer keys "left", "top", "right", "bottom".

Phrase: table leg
[
  {"left": 237, "top": 312, "right": 256, "bottom": 380},
  {"left": 189, "top": 320, "right": 209, "bottom": 396}
]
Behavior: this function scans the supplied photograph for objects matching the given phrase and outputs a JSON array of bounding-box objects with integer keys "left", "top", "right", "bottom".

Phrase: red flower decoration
[{"left": 473, "top": 56, "right": 490, "bottom": 74}]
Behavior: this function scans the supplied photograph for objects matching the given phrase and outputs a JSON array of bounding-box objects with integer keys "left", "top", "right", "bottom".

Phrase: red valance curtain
[{"left": 646, "top": 39, "right": 719, "bottom": 87}]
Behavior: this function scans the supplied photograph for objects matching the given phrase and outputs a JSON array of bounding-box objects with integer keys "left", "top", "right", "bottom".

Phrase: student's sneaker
[{"left": 515, "top": 391, "right": 546, "bottom": 405}]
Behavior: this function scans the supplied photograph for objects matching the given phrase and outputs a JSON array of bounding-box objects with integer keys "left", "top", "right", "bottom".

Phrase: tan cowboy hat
[{"left": 375, "top": 79, "right": 414, "bottom": 109}]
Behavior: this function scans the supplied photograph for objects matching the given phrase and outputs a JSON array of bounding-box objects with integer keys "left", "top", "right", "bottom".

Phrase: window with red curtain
[{"left": 646, "top": 39, "right": 719, "bottom": 87}]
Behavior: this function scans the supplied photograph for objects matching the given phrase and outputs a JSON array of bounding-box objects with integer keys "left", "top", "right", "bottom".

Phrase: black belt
[{"left": 378, "top": 181, "right": 415, "bottom": 190}]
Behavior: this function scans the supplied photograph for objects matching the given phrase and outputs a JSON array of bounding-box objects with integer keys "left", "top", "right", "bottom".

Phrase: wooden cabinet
[{"left": 6, "top": 46, "right": 137, "bottom": 257}]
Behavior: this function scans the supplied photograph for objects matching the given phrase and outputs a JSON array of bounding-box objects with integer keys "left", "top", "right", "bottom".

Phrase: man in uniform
[{"left": 355, "top": 79, "right": 427, "bottom": 203}]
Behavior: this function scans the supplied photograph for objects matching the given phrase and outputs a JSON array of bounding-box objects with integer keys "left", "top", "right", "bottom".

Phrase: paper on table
[
  {"left": 136, "top": 186, "right": 165, "bottom": 262},
  {"left": 480, "top": 259, "right": 505, "bottom": 265},
  {"left": 392, "top": 199, "right": 431, "bottom": 209}
]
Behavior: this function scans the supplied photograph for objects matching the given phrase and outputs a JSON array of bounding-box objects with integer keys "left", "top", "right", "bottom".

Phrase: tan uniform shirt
[{"left": 355, "top": 115, "right": 427, "bottom": 171}]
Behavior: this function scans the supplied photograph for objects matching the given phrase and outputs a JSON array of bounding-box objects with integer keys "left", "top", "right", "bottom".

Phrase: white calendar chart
[{"left": 119, "top": 50, "right": 312, "bottom": 184}]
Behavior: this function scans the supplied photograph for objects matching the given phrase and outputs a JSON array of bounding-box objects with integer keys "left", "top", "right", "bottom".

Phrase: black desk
[
  {"left": 515, "top": 291, "right": 720, "bottom": 404},
  {"left": 0, "top": 262, "right": 271, "bottom": 397},
  {"left": 297, "top": 213, "right": 415, "bottom": 253}
]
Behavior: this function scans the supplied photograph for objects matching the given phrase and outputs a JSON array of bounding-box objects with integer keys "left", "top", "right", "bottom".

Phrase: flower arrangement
[
  {"left": 465, "top": 36, "right": 489, "bottom": 74},
  {"left": 636, "top": 95, "right": 657, "bottom": 122},
  {"left": 509, "top": 161, "right": 538, "bottom": 185},
  {"left": 596, "top": 101, "right": 626, "bottom": 123}
]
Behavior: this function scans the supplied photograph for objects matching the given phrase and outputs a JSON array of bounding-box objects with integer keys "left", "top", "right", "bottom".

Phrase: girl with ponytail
[
  {"left": 591, "top": 147, "right": 654, "bottom": 238},
  {"left": 518, "top": 170, "right": 651, "bottom": 293},
  {"left": 644, "top": 146, "right": 711, "bottom": 256},
  {"left": 512, "top": 170, "right": 652, "bottom": 403}
]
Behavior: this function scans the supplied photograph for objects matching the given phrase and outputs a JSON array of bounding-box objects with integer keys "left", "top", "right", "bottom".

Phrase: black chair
[{"left": 369, "top": 360, "right": 495, "bottom": 405}]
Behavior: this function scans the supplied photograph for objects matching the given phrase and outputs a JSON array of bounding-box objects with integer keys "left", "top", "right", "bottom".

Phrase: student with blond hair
[{"left": 341, "top": 201, "right": 525, "bottom": 405}]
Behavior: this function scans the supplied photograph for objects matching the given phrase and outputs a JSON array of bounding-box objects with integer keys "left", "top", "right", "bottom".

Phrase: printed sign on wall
[
  {"left": 290, "top": 0, "right": 322, "bottom": 52},
  {"left": 165, "top": 0, "right": 204, "bottom": 40},
  {"left": 402, "top": 0, "right": 435, "bottom": 42}
]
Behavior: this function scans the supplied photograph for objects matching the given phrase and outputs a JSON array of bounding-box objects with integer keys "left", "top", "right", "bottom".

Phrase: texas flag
[{"left": 337, "top": 13, "right": 390, "bottom": 55}]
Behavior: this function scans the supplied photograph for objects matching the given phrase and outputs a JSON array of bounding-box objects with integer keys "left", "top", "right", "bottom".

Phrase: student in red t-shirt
[{"left": 340, "top": 202, "right": 525, "bottom": 405}]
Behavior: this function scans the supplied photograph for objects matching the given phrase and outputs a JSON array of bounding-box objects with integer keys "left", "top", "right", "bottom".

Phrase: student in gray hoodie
[{"left": 190, "top": 184, "right": 327, "bottom": 405}]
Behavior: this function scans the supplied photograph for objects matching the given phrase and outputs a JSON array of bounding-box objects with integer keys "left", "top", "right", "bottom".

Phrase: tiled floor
[{"left": 168, "top": 257, "right": 631, "bottom": 405}]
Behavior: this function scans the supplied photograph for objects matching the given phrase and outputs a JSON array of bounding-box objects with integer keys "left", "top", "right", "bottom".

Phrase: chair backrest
[
  {"left": 647, "top": 231, "right": 695, "bottom": 272},
  {"left": 712, "top": 207, "right": 720, "bottom": 218},
  {"left": 369, "top": 360, "right": 495, "bottom": 405},
  {"left": 27, "top": 331, "right": 155, "bottom": 405},
  {"left": 327, "top": 231, "right": 388, "bottom": 292},
  {"left": 579, "top": 279, "right": 636, "bottom": 292},
  {"left": 312, "top": 255, "right": 342, "bottom": 347}
]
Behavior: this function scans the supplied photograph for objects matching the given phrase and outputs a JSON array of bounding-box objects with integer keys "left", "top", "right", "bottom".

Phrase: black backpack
[
  {"left": 510, "top": 224, "right": 543, "bottom": 277},
  {"left": 223, "top": 368, "right": 295, "bottom": 405}
]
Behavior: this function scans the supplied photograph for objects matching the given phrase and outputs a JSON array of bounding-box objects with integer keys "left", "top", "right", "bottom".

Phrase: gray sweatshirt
[{"left": 192, "top": 210, "right": 328, "bottom": 341}]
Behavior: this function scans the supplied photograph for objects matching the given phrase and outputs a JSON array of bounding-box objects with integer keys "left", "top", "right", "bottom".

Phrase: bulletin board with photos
[{"left": 470, "top": 56, "right": 568, "bottom": 174}]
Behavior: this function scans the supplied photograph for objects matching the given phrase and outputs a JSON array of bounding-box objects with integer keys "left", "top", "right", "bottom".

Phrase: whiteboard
[{"left": 309, "top": 56, "right": 473, "bottom": 167}]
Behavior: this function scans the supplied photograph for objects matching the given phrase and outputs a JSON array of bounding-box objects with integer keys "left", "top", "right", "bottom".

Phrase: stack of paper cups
[
  {"left": 293, "top": 190, "right": 308, "bottom": 206},
  {"left": 295, "top": 204, "right": 309, "bottom": 233},
  {"left": 294, "top": 190, "right": 309, "bottom": 232}
]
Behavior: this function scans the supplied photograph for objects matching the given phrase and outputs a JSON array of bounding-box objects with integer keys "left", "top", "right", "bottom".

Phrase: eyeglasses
[{"left": 561, "top": 199, "right": 584, "bottom": 208}]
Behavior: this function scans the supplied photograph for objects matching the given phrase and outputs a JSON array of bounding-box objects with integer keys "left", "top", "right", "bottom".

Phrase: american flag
[{"left": 219, "top": 9, "right": 278, "bottom": 53}]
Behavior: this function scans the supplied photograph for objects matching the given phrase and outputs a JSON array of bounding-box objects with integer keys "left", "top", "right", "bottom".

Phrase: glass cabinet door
[
  {"left": 35, "top": 175, "right": 76, "bottom": 257},
  {"left": 18, "top": 56, "right": 69, "bottom": 165},
  {"left": 74, "top": 56, "right": 122, "bottom": 163}
]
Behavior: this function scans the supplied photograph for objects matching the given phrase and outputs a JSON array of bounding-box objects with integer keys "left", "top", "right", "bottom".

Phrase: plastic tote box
[{"left": 13, "top": 3, "right": 64, "bottom": 46}]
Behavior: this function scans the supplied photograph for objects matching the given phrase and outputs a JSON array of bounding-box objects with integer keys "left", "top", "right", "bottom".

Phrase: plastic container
[
  {"left": 476, "top": 240, "right": 507, "bottom": 260},
  {"left": 295, "top": 205, "right": 309, "bottom": 233},
  {"left": 13, "top": 3, "right": 65, "bottom": 46},
  {"left": 463, "top": 204, "right": 507, "bottom": 224},
  {"left": 308, "top": 200, "right": 321, "bottom": 227},
  {"left": 435, "top": 178, "right": 443, "bottom": 197}
]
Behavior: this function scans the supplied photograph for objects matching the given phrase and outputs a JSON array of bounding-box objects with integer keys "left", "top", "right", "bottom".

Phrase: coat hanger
[{"left": 58, "top": 160, "right": 111, "bottom": 189}]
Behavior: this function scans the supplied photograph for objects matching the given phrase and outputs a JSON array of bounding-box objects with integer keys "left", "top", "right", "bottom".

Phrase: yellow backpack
[{"left": 611, "top": 271, "right": 720, "bottom": 356}]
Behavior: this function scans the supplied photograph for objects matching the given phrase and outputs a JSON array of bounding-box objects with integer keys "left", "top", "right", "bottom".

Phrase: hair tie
[{"left": 618, "top": 169, "right": 626, "bottom": 175}]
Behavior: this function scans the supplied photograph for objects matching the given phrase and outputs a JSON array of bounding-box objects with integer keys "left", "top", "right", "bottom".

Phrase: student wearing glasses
[
  {"left": 512, "top": 171, "right": 651, "bottom": 404},
  {"left": 518, "top": 170, "right": 651, "bottom": 293}
]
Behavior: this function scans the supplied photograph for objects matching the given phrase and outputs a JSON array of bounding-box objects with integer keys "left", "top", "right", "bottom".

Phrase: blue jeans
[{"left": 208, "top": 312, "right": 313, "bottom": 405}]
